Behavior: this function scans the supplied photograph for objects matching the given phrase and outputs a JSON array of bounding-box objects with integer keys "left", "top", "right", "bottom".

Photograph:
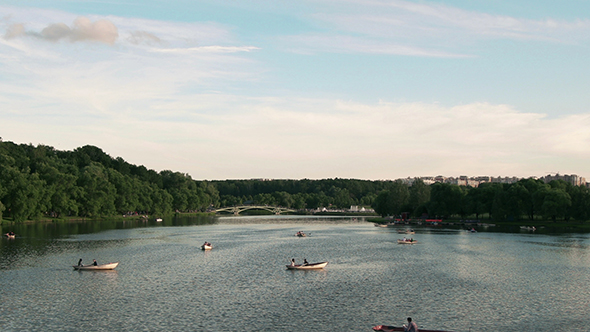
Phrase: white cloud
[
  {"left": 151, "top": 46, "right": 261, "bottom": 54},
  {"left": 282, "top": 0, "right": 590, "bottom": 56}
]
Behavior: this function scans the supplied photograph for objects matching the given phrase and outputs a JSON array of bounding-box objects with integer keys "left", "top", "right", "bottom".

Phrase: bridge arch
[{"left": 214, "top": 205, "right": 296, "bottom": 215}]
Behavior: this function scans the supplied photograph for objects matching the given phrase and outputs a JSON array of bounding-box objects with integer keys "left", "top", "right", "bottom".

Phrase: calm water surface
[{"left": 1, "top": 216, "right": 590, "bottom": 331}]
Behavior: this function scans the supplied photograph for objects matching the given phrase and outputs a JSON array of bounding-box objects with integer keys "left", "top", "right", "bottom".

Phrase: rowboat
[
  {"left": 286, "top": 261, "right": 328, "bottom": 270},
  {"left": 296, "top": 232, "right": 307, "bottom": 237},
  {"left": 201, "top": 244, "right": 213, "bottom": 250},
  {"left": 73, "top": 262, "right": 119, "bottom": 270},
  {"left": 398, "top": 239, "right": 417, "bottom": 244},
  {"left": 5, "top": 233, "right": 15, "bottom": 239},
  {"left": 373, "top": 325, "right": 455, "bottom": 332}
]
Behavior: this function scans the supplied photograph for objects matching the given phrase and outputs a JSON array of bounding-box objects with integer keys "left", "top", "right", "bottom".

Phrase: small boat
[
  {"left": 286, "top": 261, "right": 328, "bottom": 270},
  {"left": 520, "top": 226, "right": 536, "bottom": 231},
  {"left": 5, "top": 233, "right": 15, "bottom": 239},
  {"left": 296, "top": 232, "right": 307, "bottom": 237},
  {"left": 201, "top": 244, "right": 213, "bottom": 250},
  {"left": 373, "top": 325, "right": 455, "bottom": 332},
  {"left": 155, "top": 218, "right": 162, "bottom": 222},
  {"left": 73, "top": 262, "right": 119, "bottom": 270},
  {"left": 398, "top": 239, "right": 417, "bottom": 244}
]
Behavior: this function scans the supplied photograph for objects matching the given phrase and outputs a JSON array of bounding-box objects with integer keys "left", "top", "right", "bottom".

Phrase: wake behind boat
[
  {"left": 286, "top": 261, "right": 328, "bottom": 270},
  {"left": 373, "top": 325, "right": 455, "bottom": 332},
  {"left": 73, "top": 262, "right": 119, "bottom": 270}
]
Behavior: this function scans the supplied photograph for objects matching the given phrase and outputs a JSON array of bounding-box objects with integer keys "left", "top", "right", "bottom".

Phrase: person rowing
[{"left": 403, "top": 317, "right": 418, "bottom": 332}]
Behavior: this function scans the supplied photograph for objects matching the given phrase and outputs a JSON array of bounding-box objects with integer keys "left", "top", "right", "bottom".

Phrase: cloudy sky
[{"left": 1, "top": 0, "right": 589, "bottom": 180}]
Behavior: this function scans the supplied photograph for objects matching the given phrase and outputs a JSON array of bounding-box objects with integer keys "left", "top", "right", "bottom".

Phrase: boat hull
[
  {"left": 201, "top": 245, "right": 213, "bottom": 250},
  {"left": 373, "top": 325, "right": 455, "bottom": 332},
  {"left": 286, "top": 262, "right": 328, "bottom": 270},
  {"left": 73, "top": 262, "right": 119, "bottom": 270},
  {"left": 397, "top": 240, "right": 417, "bottom": 244}
]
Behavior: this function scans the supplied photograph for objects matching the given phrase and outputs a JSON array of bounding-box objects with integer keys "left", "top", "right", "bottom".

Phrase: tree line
[
  {"left": 372, "top": 178, "right": 590, "bottom": 222},
  {"left": 0, "top": 142, "right": 219, "bottom": 221},
  {"left": 1, "top": 140, "right": 589, "bottom": 222}
]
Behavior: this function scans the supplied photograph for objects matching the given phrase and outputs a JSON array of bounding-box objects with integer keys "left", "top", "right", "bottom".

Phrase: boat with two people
[
  {"left": 73, "top": 259, "right": 119, "bottom": 271},
  {"left": 286, "top": 258, "right": 328, "bottom": 270},
  {"left": 295, "top": 231, "right": 307, "bottom": 237},
  {"left": 5, "top": 231, "right": 15, "bottom": 239},
  {"left": 201, "top": 242, "right": 213, "bottom": 250},
  {"left": 398, "top": 237, "right": 417, "bottom": 244}
]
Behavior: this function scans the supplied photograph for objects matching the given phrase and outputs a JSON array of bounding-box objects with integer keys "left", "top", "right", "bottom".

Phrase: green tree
[
  {"left": 541, "top": 188, "right": 571, "bottom": 222},
  {"left": 409, "top": 179, "right": 430, "bottom": 216}
]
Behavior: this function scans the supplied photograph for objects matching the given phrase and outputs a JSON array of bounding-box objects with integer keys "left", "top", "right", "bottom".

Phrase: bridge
[{"left": 214, "top": 205, "right": 296, "bottom": 215}]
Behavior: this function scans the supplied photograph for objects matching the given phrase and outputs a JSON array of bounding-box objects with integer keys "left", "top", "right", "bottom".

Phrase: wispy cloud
[
  {"left": 283, "top": 0, "right": 590, "bottom": 56},
  {"left": 151, "top": 46, "right": 260, "bottom": 54}
]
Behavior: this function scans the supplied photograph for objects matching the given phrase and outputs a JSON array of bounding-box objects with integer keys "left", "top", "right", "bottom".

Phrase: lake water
[{"left": 1, "top": 216, "right": 590, "bottom": 332}]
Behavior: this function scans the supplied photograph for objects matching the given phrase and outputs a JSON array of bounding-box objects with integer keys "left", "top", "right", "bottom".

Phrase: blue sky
[{"left": 1, "top": 0, "right": 589, "bottom": 180}]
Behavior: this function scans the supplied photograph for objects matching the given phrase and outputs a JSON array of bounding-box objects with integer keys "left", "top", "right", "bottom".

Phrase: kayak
[
  {"left": 73, "top": 262, "right": 119, "bottom": 270},
  {"left": 286, "top": 262, "right": 328, "bottom": 270},
  {"left": 373, "top": 325, "right": 456, "bottom": 332}
]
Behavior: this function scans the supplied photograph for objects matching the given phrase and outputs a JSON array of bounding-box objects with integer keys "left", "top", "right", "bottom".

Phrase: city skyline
[{"left": 1, "top": 1, "right": 589, "bottom": 180}]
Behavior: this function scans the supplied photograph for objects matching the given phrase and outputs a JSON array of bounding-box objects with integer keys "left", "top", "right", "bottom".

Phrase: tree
[
  {"left": 409, "top": 179, "right": 430, "bottom": 217},
  {"left": 542, "top": 188, "right": 571, "bottom": 222},
  {"left": 372, "top": 180, "right": 409, "bottom": 217}
]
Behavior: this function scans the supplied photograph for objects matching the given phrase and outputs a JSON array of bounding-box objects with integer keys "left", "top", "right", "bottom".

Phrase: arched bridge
[{"left": 215, "top": 205, "right": 296, "bottom": 215}]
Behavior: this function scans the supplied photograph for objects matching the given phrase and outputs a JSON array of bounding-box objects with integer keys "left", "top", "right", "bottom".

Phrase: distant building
[
  {"left": 393, "top": 174, "right": 587, "bottom": 187},
  {"left": 542, "top": 174, "right": 586, "bottom": 186}
]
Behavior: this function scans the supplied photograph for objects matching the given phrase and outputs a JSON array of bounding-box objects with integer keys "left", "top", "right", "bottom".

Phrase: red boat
[{"left": 373, "top": 325, "right": 456, "bottom": 332}]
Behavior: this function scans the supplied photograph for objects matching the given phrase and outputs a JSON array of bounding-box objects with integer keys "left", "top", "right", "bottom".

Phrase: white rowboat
[
  {"left": 397, "top": 239, "right": 418, "bottom": 244},
  {"left": 286, "top": 261, "right": 328, "bottom": 270},
  {"left": 73, "top": 262, "right": 119, "bottom": 270}
]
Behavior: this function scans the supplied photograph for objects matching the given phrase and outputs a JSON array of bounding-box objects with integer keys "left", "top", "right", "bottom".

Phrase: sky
[{"left": 1, "top": 0, "right": 589, "bottom": 181}]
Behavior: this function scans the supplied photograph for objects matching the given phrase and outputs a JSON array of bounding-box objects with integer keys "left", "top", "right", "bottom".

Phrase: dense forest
[{"left": 1, "top": 140, "right": 589, "bottom": 222}]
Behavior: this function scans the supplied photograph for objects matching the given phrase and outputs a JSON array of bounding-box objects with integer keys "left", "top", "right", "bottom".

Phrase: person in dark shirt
[{"left": 93, "top": 259, "right": 98, "bottom": 266}]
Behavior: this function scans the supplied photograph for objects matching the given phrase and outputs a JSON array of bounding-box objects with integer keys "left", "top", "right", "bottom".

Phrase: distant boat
[
  {"left": 5, "top": 233, "right": 15, "bottom": 239},
  {"left": 155, "top": 218, "right": 162, "bottom": 222},
  {"left": 286, "top": 262, "right": 328, "bottom": 270},
  {"left": 296, "top": 231, "right": 307, "bottom": 237},
  {"left": 73, "top": 262, "right": 119, "bottom": 270},
  {"left": 201, "top": 244, "right": 213, "bottom": 250},
  {"left": 398, "top": 239, "right": 417, "bottom": 244}
]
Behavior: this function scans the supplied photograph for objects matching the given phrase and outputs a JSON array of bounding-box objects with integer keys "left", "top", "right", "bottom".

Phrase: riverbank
[
  {"left": 369, "top": 217, "right": 590, "bottom": 231},
  {"left": 0, "top": 211, "right": 215, "bottom": 225}
]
